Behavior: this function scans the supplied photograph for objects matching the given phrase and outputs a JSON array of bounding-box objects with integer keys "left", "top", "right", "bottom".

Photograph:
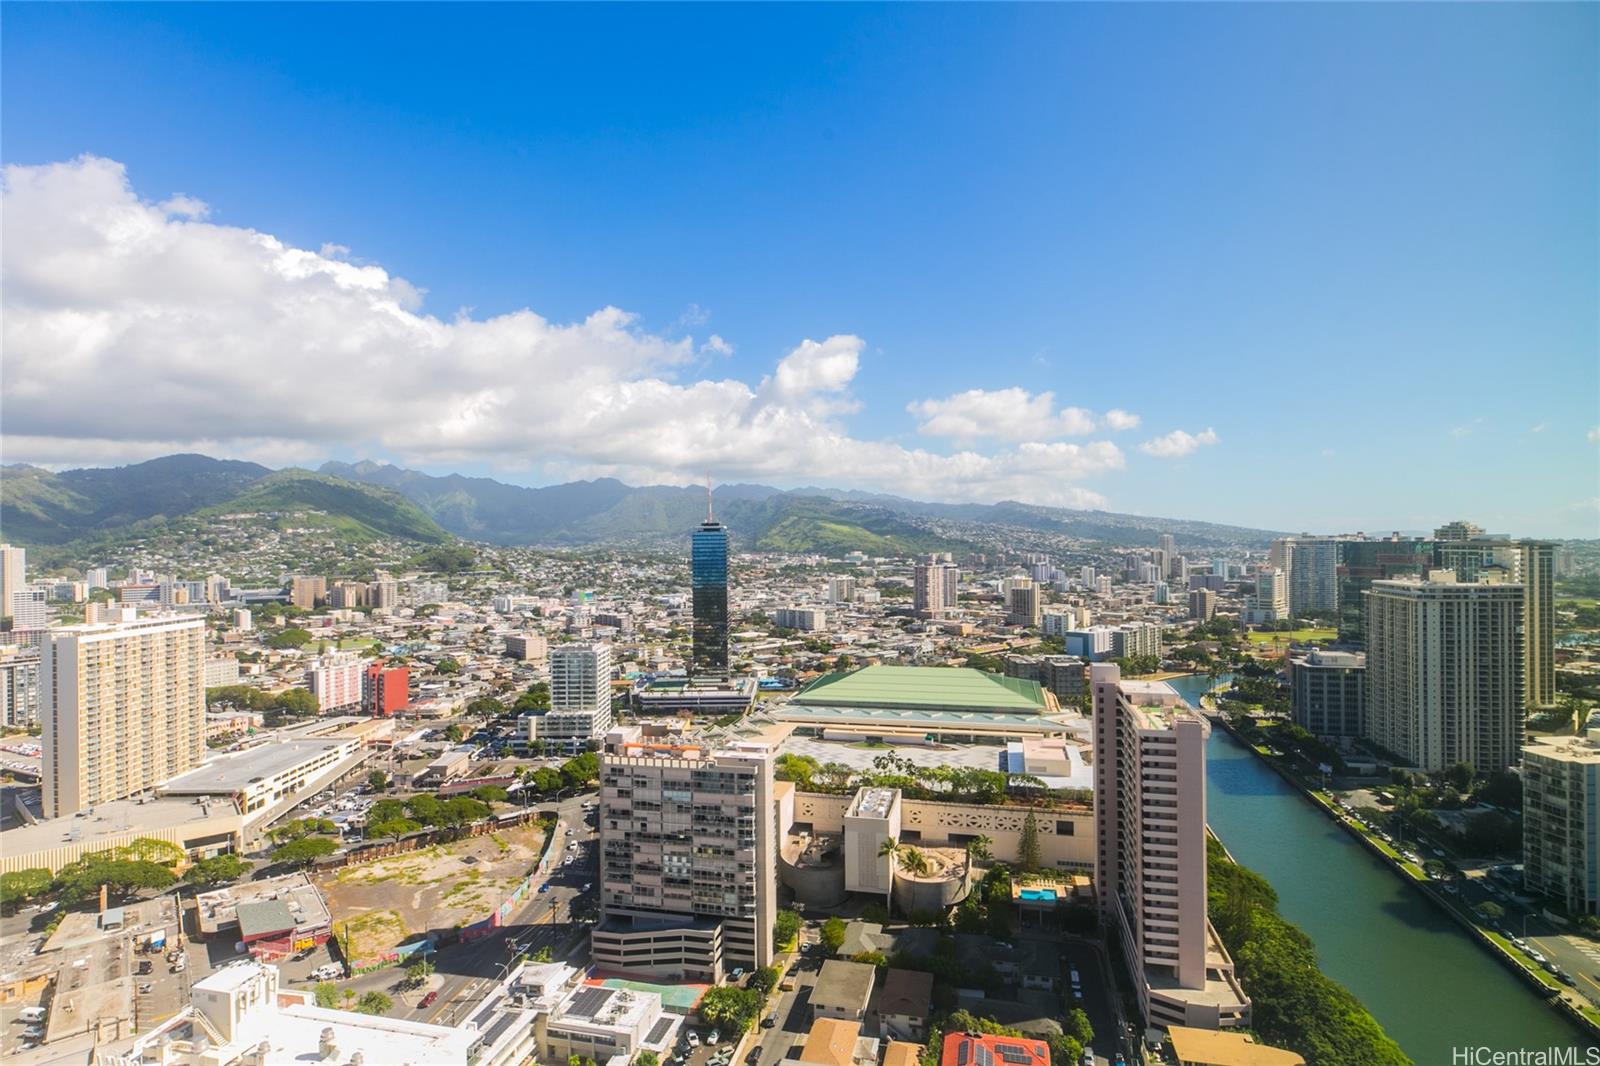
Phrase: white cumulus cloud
[
  {"left": 907, "top": 388, "right": 1135, "bottom": 444},
  {"left": 1139, "top": 427, "right": 1220, "bottom": 459},
  {"left": 0, "top": 156, "right": 1134, "bottom": 507}
]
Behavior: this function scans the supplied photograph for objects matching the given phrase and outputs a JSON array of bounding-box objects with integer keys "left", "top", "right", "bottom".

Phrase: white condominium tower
[
  {"left": 594, "top": 727, "right": 776, "bottom": 981},
  {"left": 1523, "top": 731, "right": 1600, "bottom": 917},
  {"left": 0, "top": 543, "right": 25, "bottom": 622},
  {"left": 1434, "top": 536, "right": 1556, "bottom": 711},
  {"left": 42, "top": 614, "right": 206, "bottom": 818},
  {"left": 1363, "top": 570, "right": 1524, "bottom": 773},
  {"left": 1091, "top": 663, "right": 1249, "bottom": 1030},
  {"left": 546, "top": 641, "right": 615, "bottom": 740}
]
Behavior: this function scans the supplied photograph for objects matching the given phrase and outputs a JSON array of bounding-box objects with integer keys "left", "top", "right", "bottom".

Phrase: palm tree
[
  {"left": 878, "top": 837, "right": 903, "bottom": 919},
  {"left": 964, "top": 835, "right": 993, "bottom": 877},
  {"left": 897, "top": 847, "right": 931, "bottom": 877}
]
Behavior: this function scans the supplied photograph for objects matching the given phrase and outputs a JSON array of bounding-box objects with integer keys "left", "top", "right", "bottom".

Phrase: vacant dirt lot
[{"left": 317, "top": 825, "right": 547, "bottom": 958}]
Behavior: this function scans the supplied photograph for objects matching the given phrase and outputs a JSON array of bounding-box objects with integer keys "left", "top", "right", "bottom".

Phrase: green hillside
[
  {"left": 747, "top": 498, "right": 962, "bottom": 555},
  {"left": 199, "top": 470, "right": 452, "bottom": 544}
]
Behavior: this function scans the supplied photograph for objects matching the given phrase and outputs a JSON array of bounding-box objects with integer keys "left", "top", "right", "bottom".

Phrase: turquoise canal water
[{"left": 1162, "top": 674, "right": 1593, "bottom": 1064}]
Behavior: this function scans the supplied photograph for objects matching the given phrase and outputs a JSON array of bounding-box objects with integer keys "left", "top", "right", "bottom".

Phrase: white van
[{"left": 18, "top": 1007, "right": 47, "bottom": 1023}]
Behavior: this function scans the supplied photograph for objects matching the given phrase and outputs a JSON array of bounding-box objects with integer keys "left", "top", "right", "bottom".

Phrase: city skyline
[{"left": 2, "top": 4, "right": 1595, "bottom": 537}]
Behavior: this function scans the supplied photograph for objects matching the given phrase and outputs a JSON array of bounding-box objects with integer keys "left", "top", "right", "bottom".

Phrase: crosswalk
[{"left": 1564, "top": 936, "right": 1600, "bottom": 972}]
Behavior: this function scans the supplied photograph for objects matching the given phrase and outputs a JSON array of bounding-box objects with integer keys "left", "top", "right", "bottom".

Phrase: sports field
[{"left": 1245, "top": 627, "right": 1336, "bottom": 645}]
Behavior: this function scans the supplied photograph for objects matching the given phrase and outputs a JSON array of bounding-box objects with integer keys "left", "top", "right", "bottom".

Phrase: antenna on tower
[{"left": 705, "top": 474, "right": 715, "bottom": 523}]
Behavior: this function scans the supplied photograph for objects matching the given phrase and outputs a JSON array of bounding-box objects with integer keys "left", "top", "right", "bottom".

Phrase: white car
[
  {"left": 708, "top": 1031, "right": 720, "bottom": 1046},
  {"left": 686, "top": 1032, "right": 701, "bottom": 1048}
]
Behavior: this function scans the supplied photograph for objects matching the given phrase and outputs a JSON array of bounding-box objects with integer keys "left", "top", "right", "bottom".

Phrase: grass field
[{"left": 1246, "top": 627, "right": 1336, "bottom": 645}]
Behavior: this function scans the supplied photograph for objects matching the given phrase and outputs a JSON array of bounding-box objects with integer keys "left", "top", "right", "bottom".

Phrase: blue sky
[{"left": 2, "top": 3, "right": 1595, "bottom": 536}]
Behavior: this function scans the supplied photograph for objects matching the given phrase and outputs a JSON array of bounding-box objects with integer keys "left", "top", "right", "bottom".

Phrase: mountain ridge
[{"left": 0, "top": 453, "right": 1284, "bottom": 556}]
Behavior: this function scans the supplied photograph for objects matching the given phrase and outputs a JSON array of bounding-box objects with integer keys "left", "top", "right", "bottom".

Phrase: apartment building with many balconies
[
  {"left": 1523, "top": 731, "right": 1600, "bottom": 916},
  {"left": 594, "top": 726, "right": 776, "bottom": 981},
  {"left": 1091, "top": 663, "right": 1249, "bottom": 1031}
]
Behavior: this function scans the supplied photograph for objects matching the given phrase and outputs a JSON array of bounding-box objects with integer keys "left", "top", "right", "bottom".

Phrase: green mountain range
[
  {"left": 1, "top": 456, "right": 450, "bottom": 548},
  {"left": 0, "top": 453, "right": 1280, "bottom": 558}
]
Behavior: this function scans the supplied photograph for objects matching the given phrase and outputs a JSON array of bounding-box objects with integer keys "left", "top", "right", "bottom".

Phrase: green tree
[
  {"left": 749, "top": 965, "right": 783, "bottom": 995},
  {"left": 444, "top": 723, "right": 465, "bottom": 743},
  {"left": 852, "top": 950, "right": 888, "bottom": 967},
  {"left": 274, "top": 836, "right": 338, "bottom": 867},
  {"left": 561, "top": 751, "right": 600, "bottom": 789},
  {"left": 1018, "top": 811, "right": 1041, "bottom": 873},
  {"left": 0, "top": 868, "right": 53, "bottom": 909},
  {"left": 435, "top": 657, "right": 462, "bottom": 675},
  {"left": 1476, "top": 901, "right": 1506, "bottom": 923},
  {"left": 368, "top": 817, "right": 422, "bottom": 842},
  {"left": 774, "top": 909, "right": 803, "bottom": 949},
  {"left": 404, "top": 960, "right": 433, "bottom": 988},
  {"left": 267, "top": 627, "right": 314, "bottom": 649},
  {"left": 466, "top": 697, "right": 507, "bottom": 719},
  {"left": 636, "top": 1052, "right": 660, "bottom": 1066},
  {"left": 473, "top": 785, "right": 509, "bottom": 804},
  {"left": 820, "top": 916, "right": 848, "bottom": 953},
  {"left": 182, "top": 853, "right": 249, "bottom": 887},
  {"left": 314, "top": 982, "right": 340, "bottom": 1008},
  {"left": 1443, "top": 762, "right": 1475, "bottom": 792},
  {"left": 367, "top": 770, "right": 390, "bottom": 793},
  {"left": 54, "top": 855, "right": 176, "bottom": 904},
  {"left": 270, "top": 687, "right": 319, "bottom": 716},
  {"left": 697, "top": 986, "right": 763, "bottom": 1035},
  {"left": 355, "top": 990, "right": 393, "bottom": 1015}
]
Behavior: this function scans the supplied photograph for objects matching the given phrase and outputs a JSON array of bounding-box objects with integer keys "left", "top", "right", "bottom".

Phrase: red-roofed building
[
  {"left": 363, "top": 661, "right": 410, "bottom": 716},
  {"left": 939, "top": 1033, "right": 1050, "bottom": 1066}
]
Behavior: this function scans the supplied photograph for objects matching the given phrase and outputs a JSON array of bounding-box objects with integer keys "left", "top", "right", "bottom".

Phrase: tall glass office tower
[{"left": 691, "top": 518, "right": 730, "bottom": 679}]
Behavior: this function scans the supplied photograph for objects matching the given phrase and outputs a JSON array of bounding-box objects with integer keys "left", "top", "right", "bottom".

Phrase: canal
[{"left": 1166, "top": 674, "right": 1593, "bottom": 1064}]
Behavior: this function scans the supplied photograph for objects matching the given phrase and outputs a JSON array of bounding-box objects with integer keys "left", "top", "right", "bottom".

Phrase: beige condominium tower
[
  {"left": 593, "top": 725, "right": 776, "bottom": 982},
  {"left": 1363, "top": 570, "right": 1525, "bottom": 773},
  {"left": 1433, "top": 535, "right": 1555, "bottom": 711},
  {"left": 1091, "top": 663, "right": 1250, "bottom": 1031},
  {"left": 42, "top": 614, "right": 206, "bottom": 818}
]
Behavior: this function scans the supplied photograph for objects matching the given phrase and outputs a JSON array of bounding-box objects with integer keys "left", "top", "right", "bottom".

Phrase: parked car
[
  {"left": 18, "top": 1008, "right": 47, "bottom": 1023},
  {"left": 420, "top": 991, "right": 439, "bottom": 1008},
  {"left": 686, "top": 1032, "right": 700, "bottom": 1048},
  {"left": 708, "top": 1030, "right": 721, "bottom": 1046}
]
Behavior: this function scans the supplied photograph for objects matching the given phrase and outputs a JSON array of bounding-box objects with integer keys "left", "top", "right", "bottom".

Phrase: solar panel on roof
[
  {"left": 957, "top": 1043, "right": 970, "bottom": 1066},
  {"left": 565, "top": 986, "right": 612, "bottom": 1020},
  {"left": 974, "top": 1045, "right": 994, "bottom": 1066},
  {"left": 648, "top": 1018, "right": 675, "bottom": 1045},
  {"left": 997, "top": 1046, "right": 1032, "bottom": 1064}
]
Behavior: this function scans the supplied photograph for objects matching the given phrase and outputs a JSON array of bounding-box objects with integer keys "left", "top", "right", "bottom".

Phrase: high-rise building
[
  {"left": 1433, "top": 520, "right": 1487, "bottom": 541},
  {"left": 329, "top": 581, "right": 369, "bottom": 609},
  {"left": 1364, "top": 572, "right": 1524, "bottom": 773},
  {"left": 1188, "top": 588, "right": 1216, "bottom": 622},
  {"left": 1523, "top": 731, "right": 1600, "bottom": 916},
  {"left": 544, "top": 642, "right": 614, "bottom": 740},
  {"left": 42, "top": 614, "right": 206, "bottom": 818},
  {"left": 1247, "top": 568, "right": 1289, "bottom": 623},
  {"left": 363, "top": 661, "right": 410, "bottom": 716},
  {"left": 1267, "top": 538, "right": 1293, "bottom": 578},
  {"left": 305, "top": 652, "right": 364, "bottom": 713},
  {"left": 0, "top": 644, "right": 41, "bottom": 728},
  {"left": 370, "top": 578, "right": 399, "bottom": 611},
  {"left": 1285, "top": 537, "right": 1340, "bottom": 615},
  {"left": 691, "top": 516, "right": 730, "bottom": 680},
  {"left": 1335, "top": 536, "right": 1436, "bottom": 645},
  {"left": 1160, "top": 534, "right": 1177, "bottom": 560},
  {"left": 826, "top": 577, "right": 857, "bottom": 604},
  {"left": 289, "top": 575, "right": 326, "bottom": 610},
  {"left": 1435, "top": 536, "right": 1556, "bottom": 710},
  {"left": 1091, "top": 664, "right": 1249, "bottom": 1030},
  {"left": 85, "top": 567, "right": 109, "bottom": 590},
  {"left": 9, "top": 586, "right": 50, "bottom": 630},
  {"left": 1287, "top": 650, "right": 1366, "bottom": 738},
  {"left": 0, "top": 544, "right": 25, "bottom": 623},
  {"left": 1007, "top": 579, "right": 1042, "bottom": 627},
  {"left": 204, "top": 574, "right": 230, "bottom": 604},
  {"left": 505, "top": 632, "right": 549, "bottom": 663},
  {"left": 233, "top": 608, "right": 253, "bottom": 632},
  {"left": 594, "top": 727, "right": 776, "bottom": 980},
  {"left": 1111, "top": 621, "right": 1162, "bottom": 660},
  {"left": 913, "top": 556, "right": 960, "bottom": 617},
  {"left": 774, "top": 607, "right": 828, "bottom": 632}
]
